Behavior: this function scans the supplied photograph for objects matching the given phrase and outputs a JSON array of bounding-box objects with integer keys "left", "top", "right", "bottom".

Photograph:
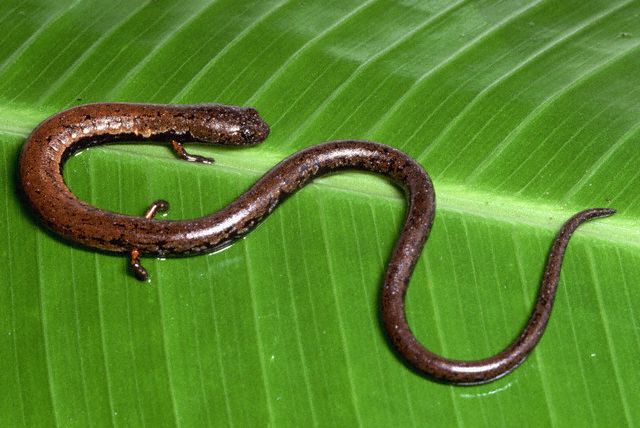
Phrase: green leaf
[{"left": 2, "top": 0, "right": 640, "bottom": 426}]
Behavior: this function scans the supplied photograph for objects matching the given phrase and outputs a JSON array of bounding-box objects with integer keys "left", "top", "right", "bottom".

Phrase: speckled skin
[
  {"left": 383, "top": 207, "right": 614, "bottom": 384},
  {"left": 19, "top": 102, "right": 615, "bottom": 384},
  {"left": 20, "top": 102, "right": 270, "bottom": 254}
]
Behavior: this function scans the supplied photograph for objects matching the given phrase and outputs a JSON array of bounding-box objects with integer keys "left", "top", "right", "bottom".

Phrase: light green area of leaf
[{"left": 1, "top": 1, "right": 640, "bottom": 426}]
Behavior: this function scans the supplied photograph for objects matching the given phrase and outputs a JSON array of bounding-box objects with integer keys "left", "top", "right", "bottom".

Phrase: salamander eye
[{"left": 242, "top": 127, "right": 255, "bottom": 143}]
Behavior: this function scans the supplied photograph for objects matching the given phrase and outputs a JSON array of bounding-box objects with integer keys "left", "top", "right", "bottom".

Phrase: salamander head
[{"left": 192, "top": 104, "right": 270, "bottom": 146}]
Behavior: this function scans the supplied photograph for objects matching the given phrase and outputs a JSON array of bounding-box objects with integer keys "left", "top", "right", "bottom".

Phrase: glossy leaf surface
[{"left": 1, "top": 1, "right": 639, "bottom": 426}]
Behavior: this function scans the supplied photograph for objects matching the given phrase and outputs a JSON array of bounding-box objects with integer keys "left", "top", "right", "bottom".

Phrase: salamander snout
[
  {"left": 239, "top": 107, "right": 270, "bottom": 145},
  {"left": 189, "top": 104, "right": 270, "bottom": 146}
]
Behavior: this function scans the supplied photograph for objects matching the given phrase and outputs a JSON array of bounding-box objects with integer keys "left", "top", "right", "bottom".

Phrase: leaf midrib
[{"left": 3, "top": 104, "right": 637, "bottom": 248}]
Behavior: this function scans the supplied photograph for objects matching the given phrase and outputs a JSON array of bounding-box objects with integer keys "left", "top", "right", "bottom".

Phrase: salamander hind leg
[{"left": 129, "top": 199, "right": 170, "bottom": 282}]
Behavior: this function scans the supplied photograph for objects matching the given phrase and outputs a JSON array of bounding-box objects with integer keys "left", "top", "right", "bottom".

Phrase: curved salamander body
[{"left": 19, "top": 102, "right": 615, "bottom": 385}]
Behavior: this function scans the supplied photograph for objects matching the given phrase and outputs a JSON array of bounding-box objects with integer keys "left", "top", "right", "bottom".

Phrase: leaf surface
[{"left": 1, "top": 1, "right": 640, "bottom": 426}]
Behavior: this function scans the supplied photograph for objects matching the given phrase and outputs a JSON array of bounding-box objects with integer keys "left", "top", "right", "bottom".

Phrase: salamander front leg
[
  {"left": 129, "top": 199, "right": 170, "bottom": 281},
  {"left": 170, "top": 140, "right": 215, "bottom": 164}
]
